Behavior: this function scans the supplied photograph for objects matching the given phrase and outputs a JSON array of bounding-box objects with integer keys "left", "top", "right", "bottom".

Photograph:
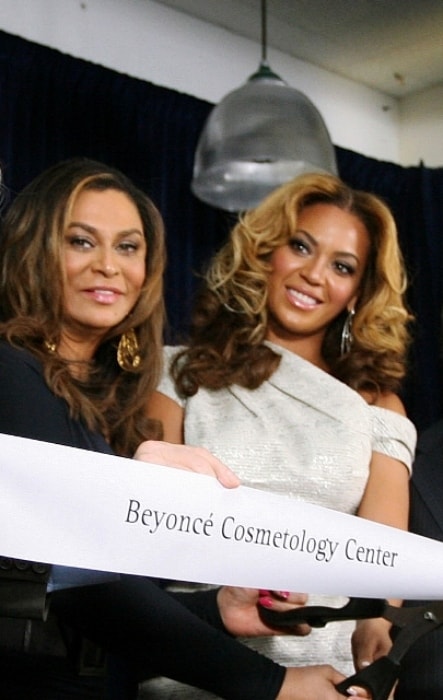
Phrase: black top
[
  {"left": 0, "top": 341, "right": 285, "bottom": 699},
  {"left": 395, "top": 419, "right": 443, "bottom": 700},
  {"left": 0, "top": 340, "right": 112, "bottom": 452}
]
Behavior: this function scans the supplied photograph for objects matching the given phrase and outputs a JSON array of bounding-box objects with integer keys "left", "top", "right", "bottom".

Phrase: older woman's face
[
  {"left": 266, "top": 202, "right": 370, "bottom": 354},
  {"left": 60, "top": 188, "right": 146, "bottom": 358}
]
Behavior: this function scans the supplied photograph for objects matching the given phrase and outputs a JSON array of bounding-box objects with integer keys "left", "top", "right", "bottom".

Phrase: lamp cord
[{"left": 261, "top": 0, "right": 267, "bottom": 64}]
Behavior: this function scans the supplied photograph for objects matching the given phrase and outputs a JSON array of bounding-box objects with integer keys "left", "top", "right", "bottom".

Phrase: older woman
[{"left": 0, "top": 159, "right": 359, "bottom": 700}]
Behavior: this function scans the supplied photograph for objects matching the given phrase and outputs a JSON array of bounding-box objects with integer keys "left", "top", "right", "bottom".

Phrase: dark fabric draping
[
  {"left": 337, "top": 151, "right": 443, "bottom": 430},
  {"left": 0, "top": 29, "right": 442, "bottom": 430}
]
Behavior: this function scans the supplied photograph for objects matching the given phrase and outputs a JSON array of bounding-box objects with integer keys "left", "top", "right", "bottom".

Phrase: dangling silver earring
[{"left": 340, "top": 309, "right": 355, "bottom": 356}]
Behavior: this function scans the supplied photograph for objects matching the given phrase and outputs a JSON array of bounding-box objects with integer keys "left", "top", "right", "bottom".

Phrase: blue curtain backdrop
[{"left": 0, "top": 29, "right": 442, "bottom": 431}]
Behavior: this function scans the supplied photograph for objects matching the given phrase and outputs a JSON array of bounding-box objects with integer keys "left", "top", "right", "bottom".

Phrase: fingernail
[
  {"left": 259, "top": 589, "right": 270, "bottom": 596},
  {"left": 346, "top": 688, "right": 358, "bottom": 697},
  {"left": 276, "top": 590, "right": 290, "bottom": 599},
  {"left": 359, "top": 660, "right": 371, "bottom": 668},
  {"left": 259, "top": 596, "right": 274, "bottom": 608}
]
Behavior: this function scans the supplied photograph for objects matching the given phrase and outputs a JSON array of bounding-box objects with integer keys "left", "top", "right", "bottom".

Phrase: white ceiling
[{"left": 153, "top": 0, "right": 443, "bottom": 98}]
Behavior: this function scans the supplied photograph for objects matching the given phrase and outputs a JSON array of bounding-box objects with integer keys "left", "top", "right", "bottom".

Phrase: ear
[{"left": 347, "top": 295, "right": 358, "bottom": 313}]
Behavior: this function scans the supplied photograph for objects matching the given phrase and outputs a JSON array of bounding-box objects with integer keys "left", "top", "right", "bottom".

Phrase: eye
[
  {"left": 66, "top": 234, "right": 94, "bottom": 250},
  {"left": 288, "top": 237, "right": 310, "bottom": 255},
  {"left": 334, "top": 260, "right": 356, "bottom": 276},
  {"left": 117, "top": 240, "right": 143, "bottom": 255}
]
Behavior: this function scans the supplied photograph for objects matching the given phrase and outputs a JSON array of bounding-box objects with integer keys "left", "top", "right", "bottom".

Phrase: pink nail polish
[
  {"left": 259, "top": 596, "right": 273, "bottom": 609},
  {"left": 276, "top": 590, "right": 290, "bottom": 599}
]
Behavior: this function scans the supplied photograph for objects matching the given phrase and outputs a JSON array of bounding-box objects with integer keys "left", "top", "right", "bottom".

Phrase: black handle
[
  {"left": 0, "top": 557, "right": 51, "bottom": 620},
  {"left": 335, "top": 656, "right": 400, "bottom": 700},
  {"left": 259, "top": 597, "right": 386, "bottom": 629}
]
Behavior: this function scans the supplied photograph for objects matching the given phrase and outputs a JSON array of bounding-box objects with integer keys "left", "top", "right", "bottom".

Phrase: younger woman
[{"left": 147, "top": 173, "right": 417, "bottom": 697}]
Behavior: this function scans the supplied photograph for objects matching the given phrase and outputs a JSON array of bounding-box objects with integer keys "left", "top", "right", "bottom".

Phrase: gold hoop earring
[
  {"left": 340, "top": 309, "right": 355, "bottom": 356},
  {"left": 117, "top": 329, "right": 141, "bottom": 370}
]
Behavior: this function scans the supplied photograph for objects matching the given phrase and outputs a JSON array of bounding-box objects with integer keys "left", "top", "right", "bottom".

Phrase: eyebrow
[
  {"left": 295, "top": 228, "right": 361, "bottom": 264},
  {"left": 67, "top": 222, "right": 144, "bottom": 238}
]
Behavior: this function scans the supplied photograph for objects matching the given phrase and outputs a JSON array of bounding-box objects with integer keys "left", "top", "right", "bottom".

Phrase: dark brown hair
[{"left": 0, "top": 158, "right": 166, "bottom": 455}]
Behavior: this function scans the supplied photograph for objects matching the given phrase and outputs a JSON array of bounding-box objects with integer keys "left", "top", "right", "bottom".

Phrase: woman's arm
[
  {"left": 144, "top": 390, "right": 241, "bottom": 487},
  {"left": 168, "top": 585, "right": 365, "bottom": 699},
  {"left": 144, "top": 387, "right": 240, "bottom": 484},
  {"left": 133, "top": 438, "right": 240, "bottom": 487},
  {"left": 52, "top": 575, "right": 363, "bottom": 700},
  {"left": 146, "top": 389, "right": 185, "bottom": 443},
  {"left": 0, "top": 343, "right": 84, "bottom": 446},
  {"left": 353, "top": 392, "right": 410, "bottom": 682},
  {"left": 357, "top": 392, "right": 409, "bottom": 526}
]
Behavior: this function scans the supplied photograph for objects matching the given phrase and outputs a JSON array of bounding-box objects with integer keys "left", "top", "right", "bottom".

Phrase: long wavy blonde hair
[
  {"left": 0, "top": 158, "right": 166, "bottom": 455},
  {"left": 173, "top": 172, "right": 413, "bottom": 397}
]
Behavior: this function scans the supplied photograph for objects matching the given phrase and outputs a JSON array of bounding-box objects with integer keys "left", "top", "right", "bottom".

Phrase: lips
[
  {"left": 84, "top": 288, "right": 123, "bottom": 305},
  {"left": 287, "top": 287, "right": 321, "bottom": 309}
]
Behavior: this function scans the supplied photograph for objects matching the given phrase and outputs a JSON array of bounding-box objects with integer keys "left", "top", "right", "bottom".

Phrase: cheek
[
  {"left": 62, "top": 252, "right": 83, "bottom": 283},
  {"left": 62, "top": 267, "right": 76, "bottom": 296},
  {"left": 129, "top": 262, "right": 146, "bottom": 292},
  {"left": 330, "top": 279, "right": 361, "bottom": 308},
  {"left": 269, "top": 248, "right": 296, "bottom": 279}
]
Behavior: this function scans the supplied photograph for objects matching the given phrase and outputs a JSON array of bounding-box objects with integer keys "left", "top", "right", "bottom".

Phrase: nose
[
  {"left": 300, "top": 257, "right": 326, "bottom": 285},
  {"left": 92, "top": 247, "right": 119, "bottom": 277}
]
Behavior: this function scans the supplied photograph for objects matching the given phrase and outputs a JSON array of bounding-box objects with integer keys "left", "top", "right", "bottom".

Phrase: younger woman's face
[
  {"left": 266, "top": 202, "right": 370, "bottom": 354},
  {"left": 60, "top": 188, "right": 147, "bottom": 358}
]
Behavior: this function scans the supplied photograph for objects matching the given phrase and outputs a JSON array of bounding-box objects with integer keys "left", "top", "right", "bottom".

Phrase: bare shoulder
[
  {"left": 374, "top": 392, "right": 406, "bottom": 416},
  {"left": 147, "top": 389, "right": 179, "bottom": 411},
  {"left": 359, "top": 389, "right": 407, "bottom": 416}
]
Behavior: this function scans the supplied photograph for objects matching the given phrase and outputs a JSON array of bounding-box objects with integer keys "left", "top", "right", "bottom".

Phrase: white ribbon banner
[{"left": 1, "top": 432, "right": 442, "bottom": 600}]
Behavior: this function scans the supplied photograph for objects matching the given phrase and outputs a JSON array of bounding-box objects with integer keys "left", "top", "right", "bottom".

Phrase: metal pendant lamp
[{"left": 191, "top": 0, "right": 337, "bottom": 212}]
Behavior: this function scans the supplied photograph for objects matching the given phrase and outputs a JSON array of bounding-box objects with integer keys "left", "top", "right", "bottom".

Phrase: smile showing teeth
[{"left": 288, "top": 288, "right": 319, "bottom": 307}]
